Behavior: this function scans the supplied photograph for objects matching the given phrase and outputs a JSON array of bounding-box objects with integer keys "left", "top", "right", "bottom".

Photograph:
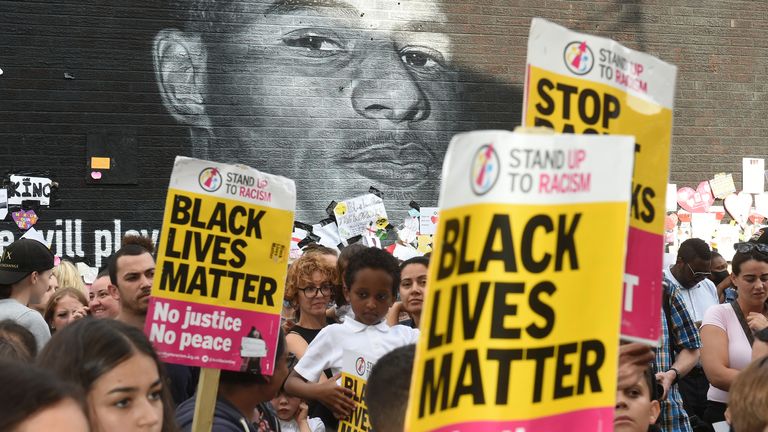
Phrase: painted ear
[{"left": 153, "top": 29, "right": 210, "bottom": 128}]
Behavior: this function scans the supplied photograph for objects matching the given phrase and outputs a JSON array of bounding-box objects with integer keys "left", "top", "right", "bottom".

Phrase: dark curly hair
[{"left": 344, "top": 247, "right": 400, "bottom": 296}]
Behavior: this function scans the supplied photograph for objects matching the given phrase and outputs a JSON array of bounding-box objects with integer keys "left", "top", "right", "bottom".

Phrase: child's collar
[{"left": 345, "top": 317, "right": 390, "bottom": 333}]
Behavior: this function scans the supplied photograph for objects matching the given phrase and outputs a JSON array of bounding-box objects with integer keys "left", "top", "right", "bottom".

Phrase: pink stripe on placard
[
  {"left": 621, "top": 227, "right": 663, "bottom": 343},
  {"left": 428, "top": 407, "right": 613, "bottom": 432},
  {"left": 144, "top": 297, "right": 281, "bottom": 374}
]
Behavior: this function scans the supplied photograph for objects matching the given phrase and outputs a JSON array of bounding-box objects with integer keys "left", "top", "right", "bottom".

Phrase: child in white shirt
[
  {"left": 271, "top": 389, "right": 325, "bottom": 432},
  {"left": 284, "top": 247, "right": 420, "bottom": 420}
]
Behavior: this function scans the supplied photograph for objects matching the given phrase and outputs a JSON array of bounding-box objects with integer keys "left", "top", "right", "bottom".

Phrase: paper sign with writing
[
  {"left": 404, "top": 131, "right": 635, "bottom": 432},
  {"left": 523, "top": 18, "right": 676, "bottom": 344},
  {"left": 334, "top": 194, "right": 388, "bottom": 245},
  {"left": 339, "top": 350, "right": 378, "bottom": 432},
  {"left": 8, "top": 175, "right": 53, "bottom": 206},
  {"left": 145, "top": 157, "right": 295, "bottom": 374},
  {"left": 709, "top": 173, "right": 736, "bottom": 199},
  {"left": 418, "top": 207, "right": 439, "bottom": 235},
  {"left": 743, "top": 158, "right": 766, "bottom": 194}
]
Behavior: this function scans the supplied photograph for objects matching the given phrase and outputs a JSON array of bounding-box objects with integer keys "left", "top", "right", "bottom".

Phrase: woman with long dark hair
[{"left": 38, "top": 318, "right": 177, "bottom": 432}]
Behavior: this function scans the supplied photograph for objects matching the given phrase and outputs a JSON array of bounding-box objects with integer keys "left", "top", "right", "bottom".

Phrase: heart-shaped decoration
[
  {"left": 724, "top": 192, "right": 753, "bottom": 227},
  {"left": 664, "top": 213, "right": 678, "bottom": 230},
  {"left": 91, "top": 171, "right": 102, "bottom": 180},
  {"left": 430, "top": 215, "right": 438, "bottom": 224},
  {"left": 677, "top": 181, "right": 715, "bottom": 213},
  {"left": 12, "top": 209, "right": 38, "bottom": 230}
]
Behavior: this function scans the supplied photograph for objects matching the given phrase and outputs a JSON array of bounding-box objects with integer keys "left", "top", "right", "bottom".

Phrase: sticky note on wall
[{"left": 91, "top": 157, "right": 111, "bottom": 170}]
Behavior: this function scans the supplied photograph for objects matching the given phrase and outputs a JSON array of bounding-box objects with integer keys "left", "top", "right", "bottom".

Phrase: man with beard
[
  {"left": 108, "top": 235, "right": 199, "bottom": 405},
  {"left": 108, "top": 236, "right": 155, "bottom": 329},
  {"left": 153, "top": 0, "right": 462, "bottom": 221},
  {"left": 0, "top": 238, "right": 55, "bottom": 351}
]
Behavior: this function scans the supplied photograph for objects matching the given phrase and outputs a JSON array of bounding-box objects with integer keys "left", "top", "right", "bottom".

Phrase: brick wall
[{"left": 1, "top": 0, "right": 766, "bottom": 265}]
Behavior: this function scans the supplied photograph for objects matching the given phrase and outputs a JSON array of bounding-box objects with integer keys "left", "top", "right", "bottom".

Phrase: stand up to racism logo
[
  {"left": 470, "top": 143, "right": 500, "bottom": 195},
  {"left": 563, "top": 41, "right": 594, "bottom": 75},
  {"left": 198, "top": 167, "right": 223, "bottom": 192}
]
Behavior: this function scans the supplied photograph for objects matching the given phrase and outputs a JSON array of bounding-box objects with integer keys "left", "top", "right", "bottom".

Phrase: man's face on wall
[{"left": 158, "top": 0, "right": 461, "bottom": 221}]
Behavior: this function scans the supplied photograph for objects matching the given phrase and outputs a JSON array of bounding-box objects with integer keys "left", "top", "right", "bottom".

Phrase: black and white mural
[{"left": 1, "top": 0, "right": 766, "bottom": 266}]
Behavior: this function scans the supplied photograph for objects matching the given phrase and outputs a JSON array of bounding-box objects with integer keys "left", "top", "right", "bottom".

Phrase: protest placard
[
  {"left": 334, "top": 193, "right": 388, "bottom": 244},
  {"left": 145, "top": 156, "right": 295, "bottom": 375},
  {"left": 339, "top": 350, "right": 378, "bottom": 432},
  {"left": 404, "top": 130, "right": 635, "bottom": 432},
  {"left": 523, "top": 18, "right": 677, "bottom": 344},
  {"left": 8, "top": 175, "right": 53, "bottom": 206}
]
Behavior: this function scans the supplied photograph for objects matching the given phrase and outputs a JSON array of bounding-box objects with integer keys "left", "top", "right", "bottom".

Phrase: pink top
[{"left": 701, "top": 303, "right": 753, "bottom": 403}]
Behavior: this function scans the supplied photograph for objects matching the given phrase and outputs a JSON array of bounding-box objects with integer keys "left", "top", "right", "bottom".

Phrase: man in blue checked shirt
[{"left": 655, "top": 278, "right": 701, "bottom": 432}]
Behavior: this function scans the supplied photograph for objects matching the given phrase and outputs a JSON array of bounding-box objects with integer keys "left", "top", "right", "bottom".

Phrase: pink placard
[
  {"left": 430, "top": 407, "right": 612, "bottom": 432},
  {"left": 620, "top": 227, "right": 663, "bottom": 344},
  {"left": 145, "top": 297, "right": 281, "bottom": 374}
]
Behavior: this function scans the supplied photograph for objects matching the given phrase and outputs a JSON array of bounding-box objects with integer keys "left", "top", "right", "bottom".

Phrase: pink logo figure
[
  {"left": 198, "top": 167, "right": 222, "bottom": 192},
  {"left": 470, "top": 143, "right": 500, "bottom": 195},
  {"left": 563, "top": 40, "right": 594, "bottom": 75}
]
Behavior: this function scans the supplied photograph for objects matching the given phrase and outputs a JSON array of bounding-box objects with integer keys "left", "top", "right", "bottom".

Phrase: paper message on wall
[
  {"left": 334, "top": 193, "right": 388, "bottom": 244},
  {"left": 743, "top": 158, "right": 765, "bottom": 194},
  {"left": 8, "top": 175, "right": 53, "bottom": 206},
  {"left": 145, "top": 157, "right": 295, "bottom": 374},
  {"left": 339, "top": 350, "right": 378, "bottom": 432},
  {"left": 523, "top": 18, "right": 676, "bottom": 344},
  {"left": 404, "top": 131, "right": 635, "bottom": 432}
]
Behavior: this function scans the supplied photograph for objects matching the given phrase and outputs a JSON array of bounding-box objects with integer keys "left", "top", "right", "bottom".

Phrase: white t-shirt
[
  {"left": 664, "top": 266, "right": 719, "bottom": 322},
  {"left": 701, "top": 303, "right": 753, "bottom": 403},
  {"left": 294, "top": 318, "right": 419, "bottom": 382},
  {"left": 278, "top": 417, "right": 325, "bottom": 432}
]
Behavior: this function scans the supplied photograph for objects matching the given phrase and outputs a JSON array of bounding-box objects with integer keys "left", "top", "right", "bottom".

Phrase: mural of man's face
[{"left": 155, "top": 0, "right": 461, "bottom": 221}]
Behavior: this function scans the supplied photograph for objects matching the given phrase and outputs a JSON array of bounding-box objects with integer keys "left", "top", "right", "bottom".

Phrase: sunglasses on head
[{"left": 734, "top": 242, "right": 768, "bottom": 254}]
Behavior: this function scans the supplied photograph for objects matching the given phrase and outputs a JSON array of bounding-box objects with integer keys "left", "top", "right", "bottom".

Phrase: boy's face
[{"left": 345, "top": 268, "right": 395, "bottom": 326}]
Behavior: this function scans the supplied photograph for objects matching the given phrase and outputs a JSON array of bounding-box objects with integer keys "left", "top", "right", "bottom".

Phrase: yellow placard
[
  {"left": 153, "top": 189, "right": 293, "bottom": 314},
  {"left": 406, "top": 202, "right": 626, "bottom": 431},
  {"left": 524, "top": 65, "right": 673, "bottom": 235}
]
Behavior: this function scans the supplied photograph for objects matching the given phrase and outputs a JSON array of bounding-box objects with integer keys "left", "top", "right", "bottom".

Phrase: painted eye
[
  {"left": 282, "top": 30, "right": 345, "bottom": 57},
  {"left": 399, "top": 46, "right": 445, "bottom": 70}
]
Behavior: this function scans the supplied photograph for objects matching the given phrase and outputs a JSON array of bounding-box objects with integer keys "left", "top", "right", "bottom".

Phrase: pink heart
[
  {"left": 724, "top": 192, "right": 753, "bottom": 227},
  {"left": 91, "top": 171, "right": 102, "bottom": 180},
  {"left": 677, "top": 181, "right": 714, "bottom": 213},
  {"left": 11, "top": 209, "right": 38, "bottom": 230}
]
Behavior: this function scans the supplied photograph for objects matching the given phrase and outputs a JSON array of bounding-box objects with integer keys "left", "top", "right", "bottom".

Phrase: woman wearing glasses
[
  {"left": 701, "top": 241, "right": 768, "bottom": 424},
  {"left": 284, "top": 253, "right": 339, "bottom": 429}
]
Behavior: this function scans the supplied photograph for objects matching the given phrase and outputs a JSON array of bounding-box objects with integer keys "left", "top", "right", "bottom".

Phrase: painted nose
[{"left": 351, "top": 47, "right": 429, "bottom": 123}]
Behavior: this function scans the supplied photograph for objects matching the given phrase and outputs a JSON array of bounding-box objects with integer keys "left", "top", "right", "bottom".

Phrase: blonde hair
[
  {"left": 285, "top": 254, "right": 338, "bottom": 307},
  {"left": 729, "top": 356, "right": 768, "bottom": 432},
  {"left": 53, "top": 260, "right": 85, "bottom": 296}
]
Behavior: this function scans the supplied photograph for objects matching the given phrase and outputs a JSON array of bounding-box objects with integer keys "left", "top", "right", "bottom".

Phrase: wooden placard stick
[{"left": 191, "top": 367, "right": 221, "bottom": 432}]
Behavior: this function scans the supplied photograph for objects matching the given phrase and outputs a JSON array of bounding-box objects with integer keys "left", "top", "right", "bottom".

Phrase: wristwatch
[{"left": 668, "top": 367, "right": 681, "bottom": 385}]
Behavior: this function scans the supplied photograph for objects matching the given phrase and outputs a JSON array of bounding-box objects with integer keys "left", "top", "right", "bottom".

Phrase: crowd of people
[{"left": 1, "top": 229, "right": 768, "bottom": 432}]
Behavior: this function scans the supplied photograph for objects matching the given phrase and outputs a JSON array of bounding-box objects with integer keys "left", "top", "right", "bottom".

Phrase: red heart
[
  {"left": 724, "top": 192, "right": 753, "bottom": 227},
  {"left": 677, "top": 181, "right": 714, "bottom": 213},
  {"left": 749, "top": 211, "right": 765, "bottom": 225},
  {"left": 430, "top": 215, "right": 438, "bottom": 224}
]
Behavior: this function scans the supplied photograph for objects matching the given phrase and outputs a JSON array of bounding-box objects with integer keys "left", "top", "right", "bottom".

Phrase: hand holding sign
[{"left": 317, "top": 373, "right": 356, "bottom": 419}]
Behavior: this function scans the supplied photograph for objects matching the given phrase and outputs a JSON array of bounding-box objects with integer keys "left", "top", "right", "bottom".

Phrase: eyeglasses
[
  {"left": 687, "top": 263, "right": 711, "bottom": 281},
  {"left": 734, "top": 242, "right": 768, "bottom": 254},
  {"left": 297, "top": 284, "right": 334, "bottom": 298}
]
